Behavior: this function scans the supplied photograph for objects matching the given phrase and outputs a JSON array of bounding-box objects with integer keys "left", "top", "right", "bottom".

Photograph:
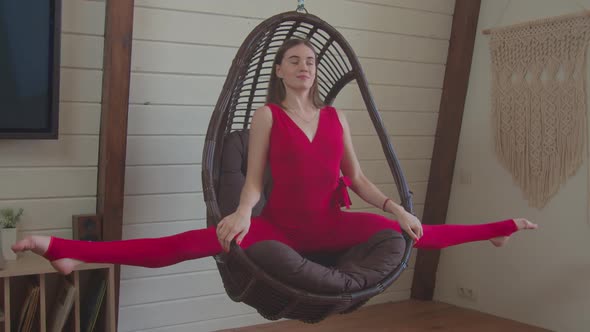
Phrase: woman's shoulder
[
  {"left": 322, "top": 105, "right": 344, "bottom": 119},
  {"left": 257, "top": 104, "right": 273, "bottom": 113},
  {"left": 251, "top": 105, "right": 273, "bottom": 127},
  {"left": 322, "top": 105, "right": 348, "bottom": 131}
]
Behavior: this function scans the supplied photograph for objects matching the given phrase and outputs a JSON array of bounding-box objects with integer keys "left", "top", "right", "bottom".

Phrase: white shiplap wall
[
  {"left": 0, "top": 0, "right": 454, "bottom": 331},
  {"left": 0, "top": 0, "right": 105, "bottom": 239}
]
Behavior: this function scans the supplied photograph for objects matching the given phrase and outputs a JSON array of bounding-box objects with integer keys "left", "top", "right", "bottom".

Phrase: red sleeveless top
[{"left": 261, "top": 103, "right": 351, "bottom": 235}]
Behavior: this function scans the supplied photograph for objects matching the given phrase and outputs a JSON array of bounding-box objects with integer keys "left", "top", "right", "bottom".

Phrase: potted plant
[{"left": 0, "top": 208, "right": 23, "bottom": 260}]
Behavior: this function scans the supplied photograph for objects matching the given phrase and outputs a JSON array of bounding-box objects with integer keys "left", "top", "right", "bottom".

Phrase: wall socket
[
  {"left": 457, "top": 286, "right": 477, "bottom": 301},
  {"left": 458, "top": 168, "right": 472, "bottom": 185}
]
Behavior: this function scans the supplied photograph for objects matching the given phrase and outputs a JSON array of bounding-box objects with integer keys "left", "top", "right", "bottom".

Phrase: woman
[{"left": 12, "top": 39, "right": 537, "bottom": 275}]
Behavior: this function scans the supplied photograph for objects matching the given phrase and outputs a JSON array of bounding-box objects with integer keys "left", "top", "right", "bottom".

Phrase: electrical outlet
[
  {"left": 458, "top": 168, "right": 472, "bottom": 185},
  {"left": 457, "top": 286, "right": 477, "bottom": 301}
]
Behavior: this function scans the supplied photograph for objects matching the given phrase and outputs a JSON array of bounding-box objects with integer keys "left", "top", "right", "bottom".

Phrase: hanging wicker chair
[{"left": 201, "top": 7, "right": 415, "bottom": 324}]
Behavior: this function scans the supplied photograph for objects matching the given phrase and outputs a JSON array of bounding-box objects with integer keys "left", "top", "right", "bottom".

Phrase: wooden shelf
[
  {"left": 0, "top": 254, "right": 116, "bottom": 332},
  {"left": 0, "top": 254, "right": 112, "bottom": 277}
]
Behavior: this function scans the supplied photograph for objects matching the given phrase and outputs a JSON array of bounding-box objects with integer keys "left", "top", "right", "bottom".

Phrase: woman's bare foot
[
  {"left": 11, "top": 235, "right": 51, "bottom": 255},
  {"left": 50, "top": 258, "right": 83, "bottom": 275},
  {"left": 490, "top": 218, "right": 538, "bottom": 247},
  {"left": 11, "top": 236, "right": 83, "bottom": 275}
]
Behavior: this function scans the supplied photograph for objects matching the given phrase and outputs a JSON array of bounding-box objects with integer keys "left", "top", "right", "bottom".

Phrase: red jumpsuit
[{"left": 43, "top": 104, "right": 517, "bottom": 267}]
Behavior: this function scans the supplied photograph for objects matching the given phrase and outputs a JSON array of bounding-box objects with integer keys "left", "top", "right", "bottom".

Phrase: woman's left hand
[{"left": 396, "top": 210, "right": 423, "bottom": 241}]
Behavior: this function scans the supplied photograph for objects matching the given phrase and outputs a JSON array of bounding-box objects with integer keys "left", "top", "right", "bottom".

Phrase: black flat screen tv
[{"left": 0, "top": 0, "right": 61, "bottom": 139}]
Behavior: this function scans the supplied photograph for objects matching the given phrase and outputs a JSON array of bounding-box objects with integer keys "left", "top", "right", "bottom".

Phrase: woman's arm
[
  {"left": 217, "top": 105, "right": 272, "bottom": 250},
  {"left": 337, "top": 109, "right": 423, "bottom": 239},
  {"left": 237, "top": 106, "right": 273, "bottom": 215}
]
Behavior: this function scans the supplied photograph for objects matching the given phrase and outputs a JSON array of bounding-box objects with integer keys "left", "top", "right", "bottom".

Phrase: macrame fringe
[{"left": 489, "top": 12, "right": 590, "bottom": 209}]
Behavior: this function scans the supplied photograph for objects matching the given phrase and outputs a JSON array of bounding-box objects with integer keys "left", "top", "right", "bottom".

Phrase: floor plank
[{"left": 218, "top": 300, "right": 552, "bottom": 332}]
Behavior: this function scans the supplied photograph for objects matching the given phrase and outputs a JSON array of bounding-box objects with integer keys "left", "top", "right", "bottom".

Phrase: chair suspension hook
[{"left": 296, "top": 0, "right": 308, "bottom": 13}]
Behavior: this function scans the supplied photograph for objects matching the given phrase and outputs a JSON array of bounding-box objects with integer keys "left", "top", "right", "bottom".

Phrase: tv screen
[{"left": 0, "top": 0, "right": 61, "bottom": 139}]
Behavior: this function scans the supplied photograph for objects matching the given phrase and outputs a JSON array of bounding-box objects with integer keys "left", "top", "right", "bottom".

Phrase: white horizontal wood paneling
[
  {"left": 349, "top": 182, "right": 428, "bottom": 209},
  {"left": 61, "top": 33, "right": 104, "bottom": 69},
  {"left": 61, "top": 0, "right": 105, "bottom": 36},
  {"left": 345, "top": 110, "right": 438, "bottom": 136},
  {"left": 118, "top": 294, "right": 257, "bottom": 332},
  {"left": 0, "top": 168, "right": 97, "bottom": 200},
  {"left": 0, "top": 137, "right": 98, "bottom": 167},
  {"left": 0, "top": 198, "right": 96, "bottom": 231},
  {"left": 59, "top": 102, "right": 101, "bottom": 134},
  {"left": 360, "top": 159, "right": 431, "bottom": 183},
  {"left": 341, "top": 29, "right": 450, "bottom": 64},
  {"left": 360, "top": 59, "right": 445, "bottom": 87},
  {"left": 348, "top": 0, "right": 455, "bottom": 14},
  {"left": 133, "top": 1, "right": 452, "bottom": 38},
  {"left": 60, "top": 68, "right": 103, "bottom": 102},
  {"left": 353, "top": 207, "right": 426, "bottom": 224},
  {"left": 354, "top": 136, "right": 434, "bottom": 160},
  {"left": 63, "top": 0, "right": 452, "bottom": 63},
  {"left": 125, "top": 165, "right": 201, "bottom": 195},
  {"left": 131, "top": 41, "right": 235, "bottom": 76},
  {"left": 122, "top": 257, "right": 217, "bottom": 282},
  {"left": 335, "top": 84, "right": 442, "bottom": 112},
  {"left": 126, "top": 136, "right": 204, "bottom": 166},
  {"left": 120, "top": 270, "right": 225, "bottom": 307},
  {"left": 128, "top": 105, "right": 214, "bottom": 135},
  {"left": 123, "top": 194, "right": 206, "bottom": 225},
  {"left": 19, "top": 229, "right": 72, "bottom": 241}
]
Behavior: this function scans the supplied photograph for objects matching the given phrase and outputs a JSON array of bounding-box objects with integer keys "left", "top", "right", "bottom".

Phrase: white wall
[
  {"left": 434, "top": 1, "right": 590, "bottom": 332},
  {"left": 0, "top": 0, "right": 455, "bottom": 331},
  {"left": 0, "top": 0, "right": 104, "bottom": 239}
]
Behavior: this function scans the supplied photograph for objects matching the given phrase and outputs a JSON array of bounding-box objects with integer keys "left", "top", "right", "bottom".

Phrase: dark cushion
[
  {"left": 245, "top": 230, "right": 406, "bottom": 294},
  {"left": 218, "top": 130, "right": 272, "bottom": 218}
]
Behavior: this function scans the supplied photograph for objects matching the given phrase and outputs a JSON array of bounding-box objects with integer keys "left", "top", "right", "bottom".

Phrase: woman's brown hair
[{"left": 266, "top": 38, "right": 324, "bottom": 109}]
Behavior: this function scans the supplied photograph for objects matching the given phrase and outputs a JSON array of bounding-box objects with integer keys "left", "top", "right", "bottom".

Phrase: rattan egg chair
[{"left": 201, "top": 6, "right": 415, "bottom": 324}]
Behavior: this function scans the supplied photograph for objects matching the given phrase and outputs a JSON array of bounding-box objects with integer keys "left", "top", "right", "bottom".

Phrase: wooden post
[
  {"left": 411, "top": 0, "right": 481, "bottom": 300},
  {"left": 97, "top": 0, "right": 135, "bottom": 323}
]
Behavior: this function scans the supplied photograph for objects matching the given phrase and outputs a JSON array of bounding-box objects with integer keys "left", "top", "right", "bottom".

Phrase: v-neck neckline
[{"left": 278, "top": 105, "right": 323, "bottom": 144}]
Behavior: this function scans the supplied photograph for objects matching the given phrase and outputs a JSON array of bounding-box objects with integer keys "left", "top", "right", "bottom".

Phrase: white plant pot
[{"left": 1, "top": 228, "right": 17, "bottom": 260}]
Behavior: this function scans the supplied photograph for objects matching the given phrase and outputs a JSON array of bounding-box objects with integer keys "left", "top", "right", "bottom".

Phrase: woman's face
[{"left": 276, "top": 44, "right": 317, "bottom": 92}]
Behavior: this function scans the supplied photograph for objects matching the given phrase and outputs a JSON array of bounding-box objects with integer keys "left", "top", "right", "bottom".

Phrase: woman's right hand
[{"left": 216, "top": 210, "right": 251, "bottom": 252}]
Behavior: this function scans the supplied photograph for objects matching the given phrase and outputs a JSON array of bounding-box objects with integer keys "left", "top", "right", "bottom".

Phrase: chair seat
[{"left": 245, "top": 229, "right": 406, "bottom": 294}]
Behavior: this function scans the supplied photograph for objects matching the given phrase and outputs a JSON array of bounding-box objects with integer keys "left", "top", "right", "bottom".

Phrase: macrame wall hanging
[{"left": 485, "top": 11, "right": 590, "bottom": 209}]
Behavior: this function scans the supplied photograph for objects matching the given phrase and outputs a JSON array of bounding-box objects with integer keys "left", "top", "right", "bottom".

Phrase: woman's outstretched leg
[
  {"left": 416, "top": 218, "right": 537, "bottom": 249},
  {"left": 12, "top": 228, "right": 221, "bottom": 275},
  {"left": 12, "top": 218, "right": 290, "bottom": 275},
  {"left": 325, "top": 212, "right": 537, "bottom": 251}
]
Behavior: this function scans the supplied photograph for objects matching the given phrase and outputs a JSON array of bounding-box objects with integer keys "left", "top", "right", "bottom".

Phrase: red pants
[{"left": 43, "top": 212, "right": 517, "bottom": 268}]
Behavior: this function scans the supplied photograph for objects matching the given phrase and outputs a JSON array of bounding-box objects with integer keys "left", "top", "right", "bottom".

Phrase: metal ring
[{"left": 296, "top": 0, "right": 308, "bottom": 13}]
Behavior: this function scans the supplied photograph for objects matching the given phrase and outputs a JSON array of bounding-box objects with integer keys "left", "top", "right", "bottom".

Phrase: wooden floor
[{"left": 219, "top": 300, "right": 552, "bottom": 332}]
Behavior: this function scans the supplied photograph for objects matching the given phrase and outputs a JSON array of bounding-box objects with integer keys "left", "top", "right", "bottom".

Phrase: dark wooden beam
[
  {"left": 411, "top": 0, "right": 481, "bottom": 300},
  {"left": 97, "top": 0, "right": 135, "bottom": 324}
]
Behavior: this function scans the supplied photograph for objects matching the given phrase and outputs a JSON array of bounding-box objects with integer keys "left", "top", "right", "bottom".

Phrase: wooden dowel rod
[{"left": 482, "top": 9, "right": 590, "bottom": 35}]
